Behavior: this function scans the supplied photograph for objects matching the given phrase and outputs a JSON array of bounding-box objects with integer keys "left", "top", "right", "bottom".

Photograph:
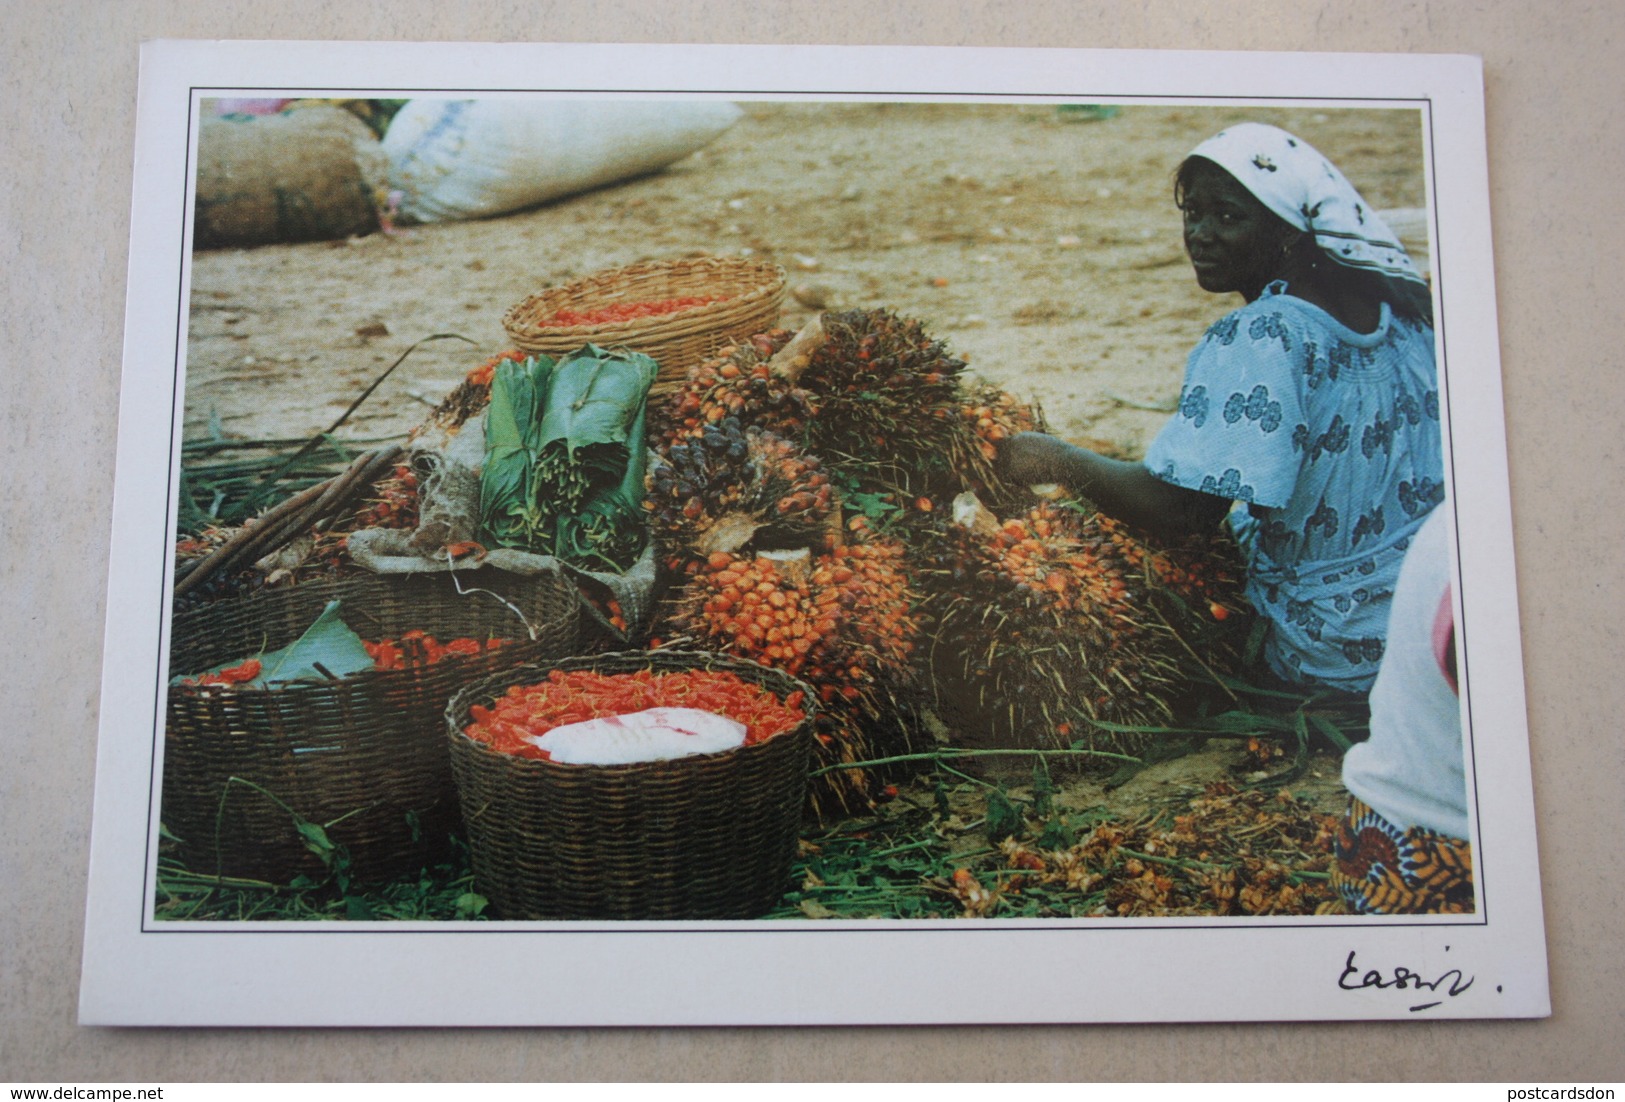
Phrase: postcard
[{"left": 79, "top": 40, "right": 1548, "bottom": 1025}]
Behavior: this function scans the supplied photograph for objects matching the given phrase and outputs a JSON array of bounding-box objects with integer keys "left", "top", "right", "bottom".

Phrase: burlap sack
[{"left": 194, "top": 103, "right": 389, "bottom": 248}]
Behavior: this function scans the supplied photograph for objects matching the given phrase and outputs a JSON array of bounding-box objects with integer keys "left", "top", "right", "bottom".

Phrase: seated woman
[{"left": 999, "top": 122, "right": 1442, "bottom": 693}]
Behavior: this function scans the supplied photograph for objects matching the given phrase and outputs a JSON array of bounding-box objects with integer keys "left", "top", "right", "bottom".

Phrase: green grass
[
  {"left": 155, "top": 838, "right": 490, "bottom": 923},
  {"left": 153, "top": 685, "right": 1361, "bottom": 923},
  {"left": 177, "top": 434, "right": 400, "bottom": 534}
]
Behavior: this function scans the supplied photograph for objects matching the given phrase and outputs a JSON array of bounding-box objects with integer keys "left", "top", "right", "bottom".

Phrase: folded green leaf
[
  {"left": 255, "top": 600, "right": 375, "bottom": 685},
  {"left": 537, "top": 344, "right": 658, "bottom": 458},
  {"left": 174, "top": 599, "right": 374, "bottom": 688}
]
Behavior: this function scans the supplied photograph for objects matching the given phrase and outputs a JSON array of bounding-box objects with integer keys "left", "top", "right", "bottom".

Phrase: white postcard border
[{"left": 80, "top": 40, "right": 1547, "bottom": 1026}]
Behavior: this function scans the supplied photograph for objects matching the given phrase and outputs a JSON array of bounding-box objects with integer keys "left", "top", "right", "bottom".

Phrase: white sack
[
  {"left": 526, "top": 707, "right": 747, "bottom": 765},
  {"left": 382, "top": 98, "right": 743, "bottom": 223}
]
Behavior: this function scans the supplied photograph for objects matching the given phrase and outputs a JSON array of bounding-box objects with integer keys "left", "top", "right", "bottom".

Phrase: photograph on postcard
[
  {"left": 76, "top": 40, "right": 1549, "bottom": 1027},
  {"left": 156, "top": 94, "right": 1470, "bottom": 923}
]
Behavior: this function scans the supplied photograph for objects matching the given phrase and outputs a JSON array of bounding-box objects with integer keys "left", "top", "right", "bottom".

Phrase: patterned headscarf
[{"left": 1186, "top": 122, "right": 1427, "bottom": 289}]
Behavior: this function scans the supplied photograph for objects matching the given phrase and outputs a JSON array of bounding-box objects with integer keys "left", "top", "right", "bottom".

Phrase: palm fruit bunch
[
  {"left": 653, "top": 312, "right": 1047, "bottom": 516},
  {"left": 918, "top": 495, "right": 1247, "bottom": 762},
  {"left": 1082, "top": 513, "right": 1249, "bottom": 638},
  {"left": 657, "top": 535, "right": 924, "bottom": 817},
  {"left": 960, "top": 382, "right": 1048, "bottom": 465},
  {"left": 343, "top": 463, "right": 421, "bottom": 533},
  {"left": 792, "top": 308, "right": 991, "bottom": 501},
  {"left": 410, "top": 349, "right": 526, "bottom": 448},
  {"left": 644, "top": 415, "right": 836, "bottom": 575},
  {"left": 651, "top": 328, "right": 813, "bottom": 448}
]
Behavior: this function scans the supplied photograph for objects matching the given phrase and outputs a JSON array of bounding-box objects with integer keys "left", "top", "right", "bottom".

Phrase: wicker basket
[
  {"left": 500, "top": 257, "right": 786, "bottom": 397},
  {"left": 162, "top": 570, "right": 582, "bottom": 885},
  {"left": 446, "top": 650, "right": 816, "bottom": 920}
]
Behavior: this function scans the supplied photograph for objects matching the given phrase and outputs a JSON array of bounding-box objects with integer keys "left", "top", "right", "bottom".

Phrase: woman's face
[{"left": 1178, "top": 158, "right": 1299, "bottom": 300}]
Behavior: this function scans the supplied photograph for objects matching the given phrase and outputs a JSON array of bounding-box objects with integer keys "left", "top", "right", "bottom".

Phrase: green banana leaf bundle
[
  {"left": 478, "top": 353, "right": 555, "bottom": 551},
  {"left": 477, "top": 345, "right": 656, "bottom": 573}
]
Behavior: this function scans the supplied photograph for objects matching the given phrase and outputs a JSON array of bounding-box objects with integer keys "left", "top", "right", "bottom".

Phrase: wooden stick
[
  {"left": 173, "top": 479, "right": 333, "bottom": 593},
  {"left": 174, "top": 447, "right": 393, "bottom": 586},
  {"left": 174, "top": 445, "right": 400, "bottom": 597},
  {"left": 309, "top": 445, "right": 403, "bottom": 532},
  {"left": 241, "top": 455, "right": 381, "bottom": 574}
]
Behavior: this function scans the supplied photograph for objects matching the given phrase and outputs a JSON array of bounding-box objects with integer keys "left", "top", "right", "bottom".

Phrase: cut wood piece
[
  {"left": 696, "top": 513, "right": 763, "bottom": 556},
  {"left": 951, "top": 492, "right": 1001, "bottom": 539},
  {"left": 757, "top": 547, "right": 812, "bottom": 588},
  {"left": 765, "top": 314, "right": 828, "bottom": 382}
]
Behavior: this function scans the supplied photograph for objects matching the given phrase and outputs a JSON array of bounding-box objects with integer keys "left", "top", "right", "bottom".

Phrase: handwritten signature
[{"left": 1337, "top": 948, "right": 1474, "bottom": 1012}]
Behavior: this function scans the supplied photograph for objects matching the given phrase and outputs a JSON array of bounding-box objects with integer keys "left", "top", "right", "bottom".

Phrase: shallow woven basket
[
  {"left": 500, "top": 256, "right": 786, "bottom": 397},
  {"left": 446, "top": 649, "right": 816, "bottom": 921},
  {"left": 163, "top": 570, "right": 581, "bottom": 885}
]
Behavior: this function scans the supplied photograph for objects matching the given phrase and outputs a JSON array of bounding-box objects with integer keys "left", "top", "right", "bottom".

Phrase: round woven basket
[
  {"left": 446, "top": 649, "right": 816, "bottom": 920},
  {"left": 163, "top": 570, "right": 582, "bottom": 886},
  {"left": 500, "top": 256, "right": 786, "bottom": 397}
]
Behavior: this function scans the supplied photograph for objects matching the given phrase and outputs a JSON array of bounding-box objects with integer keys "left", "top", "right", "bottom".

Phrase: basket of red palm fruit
[
  {"left": 500, "top": 256, "right": 787, "bottom": 398},
  {"left": 446, "top": 648, "right": 817, "bottom": 920}
]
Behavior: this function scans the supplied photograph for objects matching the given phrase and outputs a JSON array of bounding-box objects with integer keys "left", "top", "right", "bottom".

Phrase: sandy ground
[
  {"left": 181, "top": 100, "right": 1429, "bottom": 815},
  {"left": 184, "top": 101, "right": 1427, "bottom": 452}
]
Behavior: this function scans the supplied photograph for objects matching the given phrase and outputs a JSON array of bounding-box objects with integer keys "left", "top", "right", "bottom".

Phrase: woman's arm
[{"left": 996, "top": 432, "right": 1231, "bottom": 540}]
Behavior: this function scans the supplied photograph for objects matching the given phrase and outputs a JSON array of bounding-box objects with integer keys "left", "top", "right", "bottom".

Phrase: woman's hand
[
  {"left": 995, "top": 432, "right": 1231, "bottom": 540},
  {"left": 994, "top": 431, "right": 1077, "bottom": 486}
]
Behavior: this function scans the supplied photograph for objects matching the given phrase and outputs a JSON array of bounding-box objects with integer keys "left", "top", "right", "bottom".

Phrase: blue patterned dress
[{"left": 1143, "top": 282, "right": 1444, "bottom": 691}]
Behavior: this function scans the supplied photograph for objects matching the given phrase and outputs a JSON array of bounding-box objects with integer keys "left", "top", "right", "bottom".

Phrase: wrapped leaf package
[
  {"left": 534, "top": 346, "right": 656, "bottom": 570},
  {"left": 478, "top": 346, "right": 657, "bottom": 572},
  {"left": 478, "top": 354, "right": 555, "bottom": 550}
]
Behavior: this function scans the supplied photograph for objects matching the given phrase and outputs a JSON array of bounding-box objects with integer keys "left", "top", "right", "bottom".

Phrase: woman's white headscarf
[{"left": 1186, "top": 122, "right": 1427, "bottom": 289}]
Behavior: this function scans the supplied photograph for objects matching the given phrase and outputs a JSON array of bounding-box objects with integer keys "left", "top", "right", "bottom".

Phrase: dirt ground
[{"left": 181, "top": 100, "right": 1428, "bottom": 817}]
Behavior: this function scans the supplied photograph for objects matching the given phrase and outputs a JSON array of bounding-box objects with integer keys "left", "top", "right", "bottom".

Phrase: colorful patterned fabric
[
  {"left": 1143, "top": 281, "right": 1444, "bottom": 691},
  {"left": 1185, "top": 122, "right": 1428, "bottom": 291},
  {"left": 1332, "top": 795, "right": 1474, "bottom": 915}
]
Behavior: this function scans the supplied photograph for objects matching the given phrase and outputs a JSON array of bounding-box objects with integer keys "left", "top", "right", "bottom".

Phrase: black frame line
[{"left": 137, "top": 84, "right": 1491, "bottom": 936}]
